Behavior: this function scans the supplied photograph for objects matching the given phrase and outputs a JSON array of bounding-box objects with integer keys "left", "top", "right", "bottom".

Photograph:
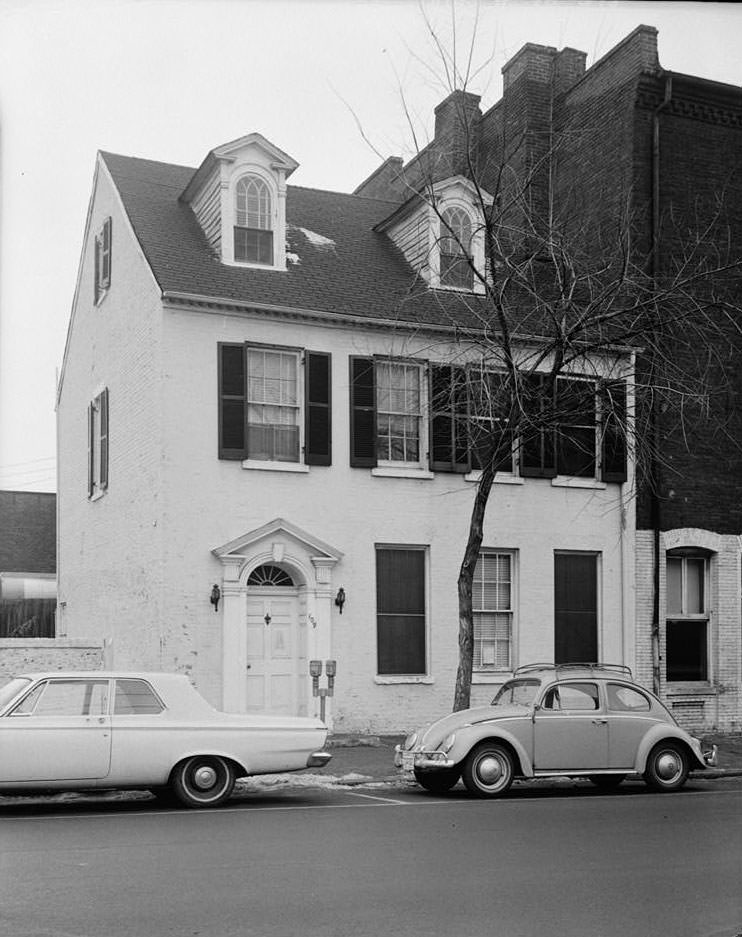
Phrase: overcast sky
[{"left": 1, "top": 0, "right": 740, "bottom": 492}]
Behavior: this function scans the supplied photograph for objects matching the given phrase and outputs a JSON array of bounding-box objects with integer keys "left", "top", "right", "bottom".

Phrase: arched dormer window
[
  {"left": 440, "top": 206, "right": 473, "bottom": 289},
  {"left": 234, "top": 175, "right": 274, "bottom": 265}
]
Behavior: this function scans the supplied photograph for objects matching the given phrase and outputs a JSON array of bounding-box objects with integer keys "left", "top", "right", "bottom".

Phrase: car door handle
[{"left": 591, "top": 719, "right": 607, "bottom": 726}]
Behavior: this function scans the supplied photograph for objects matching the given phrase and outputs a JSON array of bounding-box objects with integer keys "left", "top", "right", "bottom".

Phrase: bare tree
[{"left": 358, "top": 10, "right": 742, "bottom": 709}]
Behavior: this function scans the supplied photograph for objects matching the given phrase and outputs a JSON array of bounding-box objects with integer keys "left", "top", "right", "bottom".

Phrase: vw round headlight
[{"left": 404, "top": 731, "right": 419, "bottom": 751}]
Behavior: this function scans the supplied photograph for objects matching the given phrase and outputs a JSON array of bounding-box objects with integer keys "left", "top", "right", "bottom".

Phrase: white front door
[{"left": 245, "top": 589, "right": 306, "bottom": 715}]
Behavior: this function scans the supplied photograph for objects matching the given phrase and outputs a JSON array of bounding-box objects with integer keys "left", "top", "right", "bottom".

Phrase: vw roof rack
[{"left": 514, "top": 662, "right": 633, "bottom": 678}]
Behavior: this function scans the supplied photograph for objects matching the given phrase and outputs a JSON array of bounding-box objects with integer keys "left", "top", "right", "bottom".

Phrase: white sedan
[{"left": 0, "top": 672, "right": 331, "bottom": 808}]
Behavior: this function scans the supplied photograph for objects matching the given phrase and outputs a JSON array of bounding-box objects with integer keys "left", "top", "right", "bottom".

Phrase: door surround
[{"left": 212, "top": 518, "right": 342, "bottom": 720}]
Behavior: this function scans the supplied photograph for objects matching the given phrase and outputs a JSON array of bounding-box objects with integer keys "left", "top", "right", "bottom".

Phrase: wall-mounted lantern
[
  {"left": 210, "top": 584, "right": 221, "bottom": 612},
  {"left": 334, "top": 587, "right": 346, "bottom": 615}
]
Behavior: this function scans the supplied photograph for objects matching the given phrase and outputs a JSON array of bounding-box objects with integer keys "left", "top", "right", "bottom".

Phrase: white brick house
[{"left": 56, "top": 123, "right": 635, "bottom": 734}]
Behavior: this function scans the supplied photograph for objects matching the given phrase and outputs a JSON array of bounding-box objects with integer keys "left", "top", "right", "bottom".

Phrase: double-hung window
[
  {"left": 520, "top": 374, "right": 626, "bottom": 482},
  {"left": 376, "top": 361, "right": 422, "bottom": 464},
  {"left": 429, "top": 365, "right": 513, "bottom": 474},
  {"left": 88, "top": 388, "right": 109, "bottom": 498},
  {"left": 473, "top": 552, "right": 514, "bottom": 672},
  {"left": 349, "top": 357, "right": 425, "bottom": 470},
  {"left": 376, "top": 546, "right": 427, "bottom": 676},
  {"left": 219, "top": 343, "right": 331, "bottom": 466},
  {"left": 666, "top": 552, "right": 710, "bottom": 682},
  {"left": 234, "top": 175, "right": 274, "bottom": 265},
  {"left": 439, "top": 207, "right": 473, "bottom": 290}
]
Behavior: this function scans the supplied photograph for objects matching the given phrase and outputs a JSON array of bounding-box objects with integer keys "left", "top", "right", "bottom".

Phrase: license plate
[{"left": 401, "top": 751, "right": 415, "bottom": 771}]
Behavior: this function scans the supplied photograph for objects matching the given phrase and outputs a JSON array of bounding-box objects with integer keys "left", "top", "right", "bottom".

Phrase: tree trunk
[{"left": 453, "top": 462, "right": 496, "bottom": 711}]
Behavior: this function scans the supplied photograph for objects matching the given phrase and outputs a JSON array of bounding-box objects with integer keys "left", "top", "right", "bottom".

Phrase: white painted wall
[{"left": 58, "top": 172, "right": 634, "bottom": 733}]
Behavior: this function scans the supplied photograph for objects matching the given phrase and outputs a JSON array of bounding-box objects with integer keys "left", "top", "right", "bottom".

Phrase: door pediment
[{"left": 212, "top": 518, "right": 343, "bottom": 586}]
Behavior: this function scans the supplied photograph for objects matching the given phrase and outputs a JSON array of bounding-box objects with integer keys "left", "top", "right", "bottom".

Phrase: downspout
[{"left": 650, "top": 73, "right": 672, "bottom": 695}]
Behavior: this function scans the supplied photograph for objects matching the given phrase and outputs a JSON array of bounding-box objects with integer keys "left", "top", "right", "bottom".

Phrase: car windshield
[
  {"left": 0, "top": 677, "right": 32, "bottom": 713},
  {"left": 492, "top": 679, "right": 540, "bottom": 707}
]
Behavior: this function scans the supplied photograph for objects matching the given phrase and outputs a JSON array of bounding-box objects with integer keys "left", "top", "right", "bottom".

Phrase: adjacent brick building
[{"left": 55, "top": 24, "right": 741, "bottom": 731}]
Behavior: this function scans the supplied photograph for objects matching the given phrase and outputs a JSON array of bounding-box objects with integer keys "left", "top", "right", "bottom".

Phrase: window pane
[
  {"left": 666, "top": 557, "right": 682, "bottom": 615},
  {"left": 686, "top": 558, "right": 705, "bottom": 614},
  {"left": 114, "top": 680, "right": 164, "bottom": 715},
  {"left": 33, "top": 680, "right": 108, "bottom": 717},
  {"left": 667, "top": 619, "right": 708, "bottom": 681}
]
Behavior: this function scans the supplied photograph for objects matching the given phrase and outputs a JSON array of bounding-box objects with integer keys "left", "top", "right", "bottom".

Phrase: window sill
[
  {"left": 465, "top": 471, "right": 522, "bottom": 485},
  {"left": 551, "top": 476, "right": 606, "bottom": 490},
  {"left": 223, "top": 258, "right": 286, "bottom": 272},
  {"left": 241, "top": 460, "right": 309, "bottom": 473},
  {"left": 371, "top": 466, "right": 434, "bottom": 480},
  {"left": 374, "top": 675, "right": 434, "bottom": 685},
  {"left": 666, "top": 684, "right": 716, "bottom": 696},
  {"left": 89, "top": 489, "right": 107, "bottom": 502}
]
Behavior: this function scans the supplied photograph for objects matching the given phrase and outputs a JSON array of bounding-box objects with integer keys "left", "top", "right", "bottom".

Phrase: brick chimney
[
  {"left": 554, "top": 47, "right": 587, "bottom": 95},
  {"left": 432, "top": 89, "right": 482, "bottom": 180}
]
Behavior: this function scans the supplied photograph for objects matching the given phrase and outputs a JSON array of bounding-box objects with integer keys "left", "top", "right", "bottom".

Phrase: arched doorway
[{"left": 245, "top": 563, "right": 307, "bottom": 715}]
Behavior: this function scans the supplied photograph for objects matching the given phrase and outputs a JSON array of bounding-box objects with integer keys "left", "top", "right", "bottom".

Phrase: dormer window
[
  {"left": 440, "top": 206, "right": 473, "bottom": 289},
  {"left": 234, "top": 175, "right": 274, "bottom": 265},
  {"left": 180, "top": 132, "right": 298, "bottom": 272}
]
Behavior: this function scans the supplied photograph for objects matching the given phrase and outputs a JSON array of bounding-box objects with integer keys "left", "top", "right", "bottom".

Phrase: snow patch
[{"left": 294, "top": 226, "right": 336, "bottom": 250}]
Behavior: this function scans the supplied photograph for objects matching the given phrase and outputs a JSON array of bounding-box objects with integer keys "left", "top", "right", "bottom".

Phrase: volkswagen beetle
[
  {"left": 395, "top": 663, "right": 717, "bottom": 797},
  {"left": 0, "top": 672, "right": 331, "bottom": 808}
]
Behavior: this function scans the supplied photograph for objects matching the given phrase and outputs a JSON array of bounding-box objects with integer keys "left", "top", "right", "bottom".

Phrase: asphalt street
[{"left": 2, "top": 777, "right": 741, "bottom": 937}]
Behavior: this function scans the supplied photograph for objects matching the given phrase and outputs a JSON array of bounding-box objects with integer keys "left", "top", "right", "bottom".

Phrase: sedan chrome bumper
[{"left": 306, "top": 751, "right": 332, "bottom": 768}]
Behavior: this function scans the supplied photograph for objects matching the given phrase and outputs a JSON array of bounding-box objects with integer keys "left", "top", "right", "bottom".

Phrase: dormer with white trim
[
  {"left": 376, "top": 175, "right": 493, "bottom": 294},
  {"left": 180, "top": 133, "right": 299, "bottom": 272}
]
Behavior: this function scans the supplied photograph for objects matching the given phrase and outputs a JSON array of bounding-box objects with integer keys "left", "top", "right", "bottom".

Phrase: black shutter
[
  {"left": 349, "top": 357, "right": 376, "bottom": 467},
  {"left": 376, "top": 548, "right": 426, "bottom": 675},
  {"left": 519, "top": 373, "right": 556, "bottom": 478},
  {"left": 99, "top": 388, "right": 109, "bottom": 490},
  {"left": 305, "top": 351, "right": 331, "bottom": 466},
  {"left": 430, "top": 365, "right": 469, "bottom": 473},
  {"left": 87, "top": 402, "right": 94, "bottom": 497},
  {"left": 101, "top": 217, "right": 112, "bottom": 289},
  {"left": 93, "top": 234, "right": 101, "bottom": 303},
  {"left": 554, "top": 553, "right": 598, "bottom": 664},
  {"left": 601, "top": 381, "right": 628, "bottom": 483},
  {"left": 218, "top": 344, "right": 247, "bottom": 460}
]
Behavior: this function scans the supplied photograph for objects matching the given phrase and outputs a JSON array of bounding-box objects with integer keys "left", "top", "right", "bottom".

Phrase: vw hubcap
[
  {"left": 478, "top": 755, "right": 504, "bottom": 785},
  {"left": 193, "top": 765, "right": 218, "bottom": 790},
  {"left": 656, "top": 752, "right": 681, "bottom": 780}
]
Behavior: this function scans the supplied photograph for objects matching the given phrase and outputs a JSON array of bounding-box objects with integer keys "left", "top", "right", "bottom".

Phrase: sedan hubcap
[
  {"left": 656, "top": 752, "right": 681, "bottom": 780},
  {"left": 193, "top": 765, "right": 218, "bottom": 790},
  {"left": 477, "top": 755, "right": 503, "bottom": 785}
]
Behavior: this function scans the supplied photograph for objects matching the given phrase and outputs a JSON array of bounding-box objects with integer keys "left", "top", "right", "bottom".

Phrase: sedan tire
[
  {"left": 171, "top": 755, "right": 236, "bottom": 808},
  {"left": 643, "top": 742, "right": 689, "bottom": 792},
  {"left": 462, "top": 742, "right": 515, "bottom": 798},
  {"left": 414, "top": 767, "right": 461, "bottom": 793}
]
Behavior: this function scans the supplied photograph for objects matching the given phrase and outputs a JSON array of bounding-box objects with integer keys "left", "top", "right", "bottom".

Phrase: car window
[
  {"left": 114, "top": 679, "right": 164, "bottom": 715},
  {"left": 607, "top": 683, "right": 650, "bottom": 712},
  {"left": 543, "top": 682, "right": 599, "bottom": 711},
  {"left": 11, "top": 680, "right": 109, "bottom": 717},
  {"left": 492, "top": 680, "right": 540, "bottom": 706},
  {"left": 0, "top": 677, "right": 32, "bottom": 711}
]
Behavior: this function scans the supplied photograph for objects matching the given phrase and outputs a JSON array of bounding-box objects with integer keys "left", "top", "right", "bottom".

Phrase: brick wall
[
  {"left": 0, "top": 491, "right": 56, "bottom": 573},
  {"left": 0, "top": 639, "right": 104, "bottom": 684}
]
